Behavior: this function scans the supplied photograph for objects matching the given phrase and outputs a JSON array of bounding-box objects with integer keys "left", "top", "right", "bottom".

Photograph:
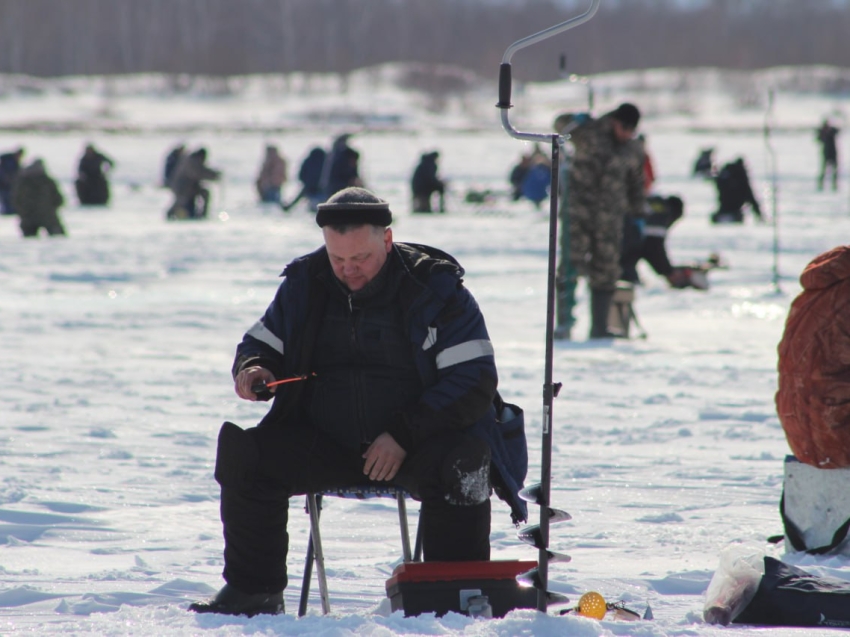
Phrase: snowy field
[{"left": 1, "top": 68, "right": 850, "bottom": 636}]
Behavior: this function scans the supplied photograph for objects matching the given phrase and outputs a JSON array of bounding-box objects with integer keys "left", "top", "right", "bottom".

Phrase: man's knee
[
  {"left": 441, "top": 437, "right": 491, "bottom": 506},
  {"left": 214, "top": 422, "right": 260, "bottom": 489}
]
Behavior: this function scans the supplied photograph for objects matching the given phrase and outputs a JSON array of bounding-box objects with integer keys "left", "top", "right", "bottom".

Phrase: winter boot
[
  {"left": 589, "top": 288, "right": 619, "bottom": 339},
  {"left": 188, "top": 583, "right": 283, "bottom": 616}
]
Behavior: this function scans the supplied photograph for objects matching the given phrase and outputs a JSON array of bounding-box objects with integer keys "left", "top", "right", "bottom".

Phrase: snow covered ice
[{"left": 1, "top": 68, "right": 850, "bottom": 635}]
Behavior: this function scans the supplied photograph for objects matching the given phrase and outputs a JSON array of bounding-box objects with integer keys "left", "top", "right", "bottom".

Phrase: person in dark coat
[
  {"left": 189, "top": 187, "right": 527, "bottom": 617},
  {"left": 327, "top": 147, "right": 362, "bottom": 198},
  {"left": 0, "top": 147, "right": 25, "bottom": 215},
  {"left": 321, "top": 134, "right": 363, "bottom": 200},
  {"left": 711, "top": 157, "right": 762, "bottom": 224},
  {"left": 620, "top": 195, "right": 682, "bottom": 285},
  {"left": 692, "top": 148, "right": 715, "bottom": 178},
  {"left": 411, "top": 151, "right": 445, "bottom": 213},
  {"left": 75, "top": 144, "right": 114, "bottom": 206},
  {"left": 282, "top": 147, "right": 326, "bottom": 212},
  {"left": 13, "top": 159, "right": 66, "bottom": 237},
  {"left": 162, "top": 144, "right": 185, "bottom": 188},
  {"left": 816, "top": 119, "right": 839, "bottom": 192},
  {"left": 166, "top": 148, "right": 221, "bottom": 220}
]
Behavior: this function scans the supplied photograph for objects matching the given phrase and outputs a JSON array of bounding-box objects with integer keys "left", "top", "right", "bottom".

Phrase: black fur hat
[
  {"left": 316, "top": 187, "right": 392, "bottom": 228},
  {"left": 612, "top": 103, "right": 640, "bottom": 130}
]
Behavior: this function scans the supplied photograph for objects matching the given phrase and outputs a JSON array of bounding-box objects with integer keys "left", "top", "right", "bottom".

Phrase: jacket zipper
[{"left": 348, "top": 293, "right": 367, "bottom": 445}]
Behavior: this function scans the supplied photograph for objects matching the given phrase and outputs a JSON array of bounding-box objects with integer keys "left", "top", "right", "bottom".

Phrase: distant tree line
[{"left": 0, "top": 0, "right": 848, "bottom": 81}]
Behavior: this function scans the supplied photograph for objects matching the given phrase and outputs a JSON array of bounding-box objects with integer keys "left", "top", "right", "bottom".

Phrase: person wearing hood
[
  {"left": 411, "top": 151, "right": 446, "bottom": 213},
  {"left": 13, "top": 159, "right": 66, "bottom": 237}
]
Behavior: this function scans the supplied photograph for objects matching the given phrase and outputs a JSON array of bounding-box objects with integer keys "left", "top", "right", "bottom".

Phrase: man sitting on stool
[{"left": 190, "top": 187, "right": 527, "bottom": 616}]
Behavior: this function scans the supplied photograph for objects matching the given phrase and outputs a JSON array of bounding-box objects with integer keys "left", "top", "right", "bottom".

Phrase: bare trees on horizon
[{"left": 0, "top": 0, "right": 847, "bottom": 81}]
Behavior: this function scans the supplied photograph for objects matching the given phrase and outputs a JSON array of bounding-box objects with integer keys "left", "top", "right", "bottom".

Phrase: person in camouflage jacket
[
  {"left": 12, "top": 159, "right": 65, "bottom": 237},
  {"left": 567, "top": 103, "right": 646, "bottom": 338}
]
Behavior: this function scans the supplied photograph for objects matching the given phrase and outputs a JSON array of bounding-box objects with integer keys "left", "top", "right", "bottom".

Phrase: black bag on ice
[{"left": 733, "top": 556, "right": 850, "bottom": 628}]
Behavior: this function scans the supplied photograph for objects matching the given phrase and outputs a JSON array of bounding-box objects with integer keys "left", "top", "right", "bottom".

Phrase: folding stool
[{"left": 298, "top": 485, "right": 422, "bottom": 616}]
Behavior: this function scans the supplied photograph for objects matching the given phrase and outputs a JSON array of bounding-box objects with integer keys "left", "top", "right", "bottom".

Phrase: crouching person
[{"left": 190, "top": 187, "right": 528, "bottom": 616}]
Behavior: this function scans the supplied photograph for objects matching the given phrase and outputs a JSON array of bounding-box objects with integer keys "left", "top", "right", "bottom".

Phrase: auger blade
[
  {"left": 517, "top": 515, "right": 571, "bottom": 549},
  {"left": 518, "top": 485, "right": 571, "bottom": 524},
  {"left": 516, "top": 566, "right": 543, "bottom": 589},
  {"left": 517, "top": 569, "right": 570, "bottom": 605},
  {"left": 546, "top": 591, "right": 570, "bottom": 605},
  {"left": 517, "top": 524, "right": 543, "bottom": 549},
  {"left": 547, "top": 549, "right": 571, "bottom": 563},
  {"left": 548, "top": 507, "right": 571, "bottom": 523},
  {"left": 518, "top": 483, "right": 545, "bottom": 505}
]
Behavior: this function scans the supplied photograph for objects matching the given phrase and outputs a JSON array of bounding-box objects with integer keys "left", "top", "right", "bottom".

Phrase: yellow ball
[{"left": 577, "top": 591, "right": 607, "bottom": 620}]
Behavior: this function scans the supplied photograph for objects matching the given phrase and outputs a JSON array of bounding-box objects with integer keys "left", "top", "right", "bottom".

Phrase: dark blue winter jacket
[
  {"left": 521, "top": 163, "right": 551, "bottom": 205},
  {"left": 0, "top": 152, "right": 21, "bottom": 189},
  {"left": 298, "top": 147, "right": 326, "bottom": 194},
  {"left": 233, "top": 242, "right": 528, "bottom": 523}
]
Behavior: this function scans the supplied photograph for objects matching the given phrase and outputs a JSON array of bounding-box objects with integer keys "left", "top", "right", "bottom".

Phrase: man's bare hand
[
  {"left": 235, "top": 366, "right": 276, "bottom": 401},
  {"left": 362, "top": 433, "right": 407, "bottom": 481}
]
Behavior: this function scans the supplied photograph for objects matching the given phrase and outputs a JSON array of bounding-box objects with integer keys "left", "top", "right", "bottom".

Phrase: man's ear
[{"left": 384, "top": 227, "right": 393, "bottom": 253}]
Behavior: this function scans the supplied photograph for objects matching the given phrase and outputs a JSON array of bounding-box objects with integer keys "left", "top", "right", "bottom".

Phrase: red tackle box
[{"left": 385, "top": 560, "right": 538, "bottom": 617}]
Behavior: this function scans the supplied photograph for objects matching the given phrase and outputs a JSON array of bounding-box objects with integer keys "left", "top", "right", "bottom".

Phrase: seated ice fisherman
[
  {"left": 620, "top": 195, "right": 710, "bottom": 290},
  {"left": 190, "top": 187, "right": 528, "bottom": 617},
  {"left": 711, "top": 158, "right": 762, "bottom": 224}
]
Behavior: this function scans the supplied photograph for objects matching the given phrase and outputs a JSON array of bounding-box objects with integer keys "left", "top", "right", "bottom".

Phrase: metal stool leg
[
  {"left": 306, "top": 493, "right": 331, "bottom": 615},
  {"left": 396, "top": 492, "right": 412, "bottom": 562},
  {"left": 298, "top": 530, "right": 314, "bottom": 617},
  {"left": 413, "top": 512, "right": 423, "bottom": 562}
]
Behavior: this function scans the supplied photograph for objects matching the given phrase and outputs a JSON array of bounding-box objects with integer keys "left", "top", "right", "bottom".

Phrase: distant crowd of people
[{"left": 1, "top": 115, "right": 838, "bottom": 269}]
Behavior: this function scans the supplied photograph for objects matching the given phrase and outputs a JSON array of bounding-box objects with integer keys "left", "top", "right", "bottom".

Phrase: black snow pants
[{"left": 214, "top": 421, "right": 492, "bottom": 595}]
